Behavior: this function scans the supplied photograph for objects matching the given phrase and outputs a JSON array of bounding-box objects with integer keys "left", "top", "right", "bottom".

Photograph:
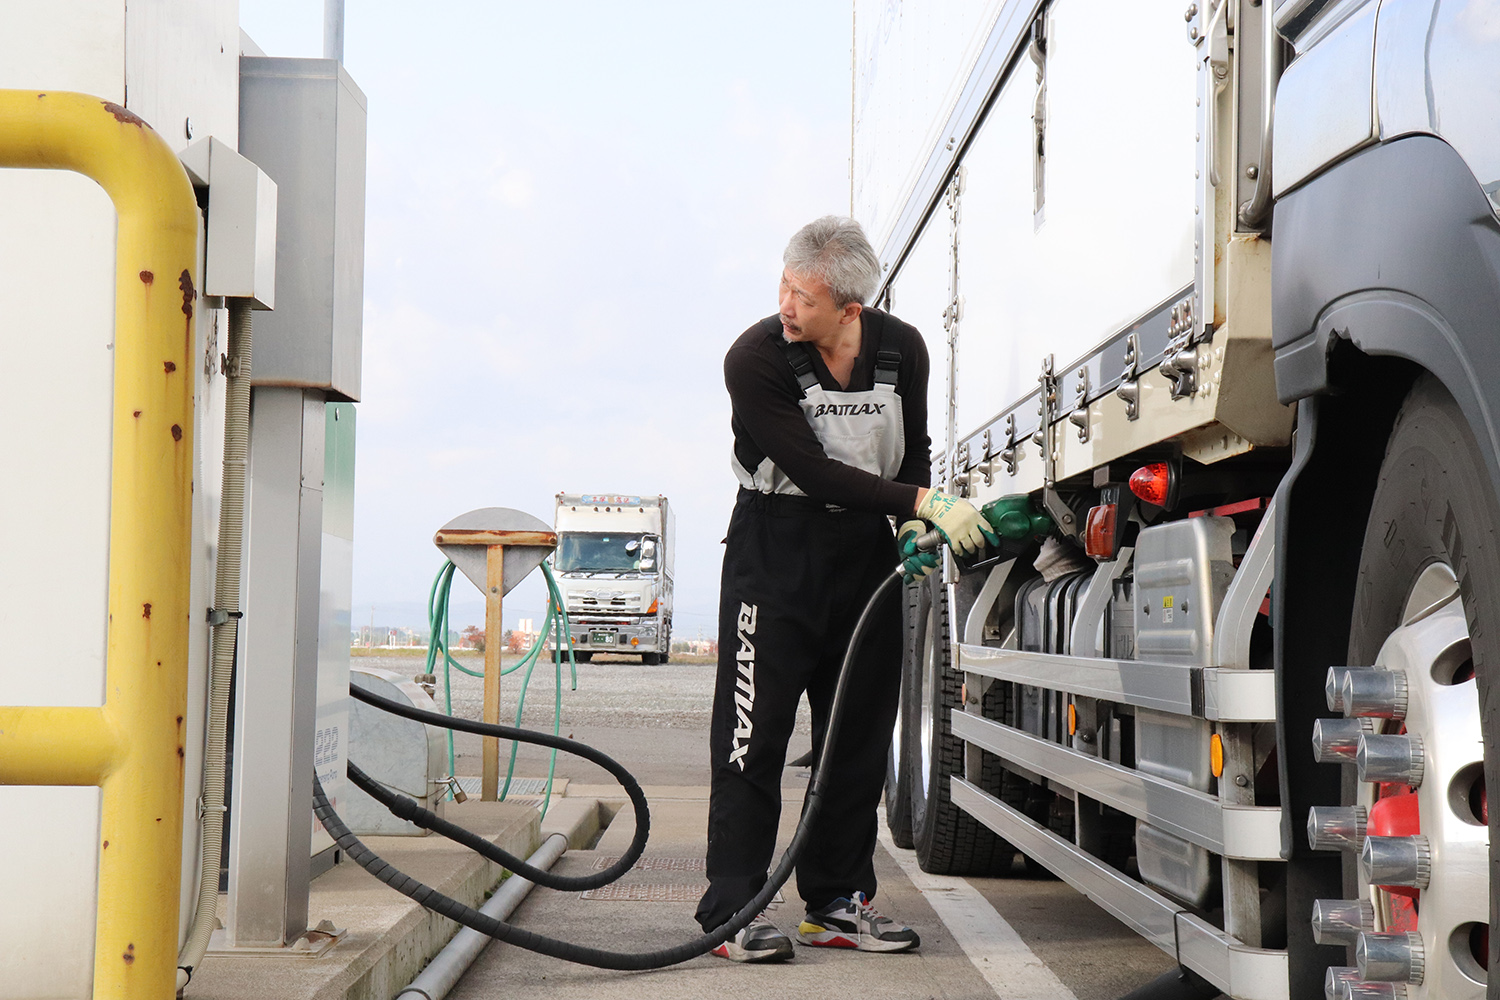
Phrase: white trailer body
[
  {"left": 553, "top": 493, "right": 675, "bottom": 663},
  {"left": 860, "top": 1, "right": 1500, "bottom": 998}
]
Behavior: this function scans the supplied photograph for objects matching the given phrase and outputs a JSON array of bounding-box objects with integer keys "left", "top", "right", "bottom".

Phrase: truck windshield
[{"left": 554, "top": 533, "right": 653, "bottom": 573}]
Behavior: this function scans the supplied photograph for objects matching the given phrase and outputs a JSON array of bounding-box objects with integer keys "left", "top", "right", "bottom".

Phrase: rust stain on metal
[
  {"left": 177, "top": 746, "right": 185, "bottom": 758},
  {"left": 179, "top": 269, "right": 195, "bottom": 319},
  {"left": 133, "top": 410, "right": 142, "bottom": 418},
  {"left": 139, "top": 270, "right": 153, "bottom": 285},
  {"left": 102, "top": 101, "right": 146, "bottom": 128},
  {"left": 142, "top": 603, "right": 152, "bottom": 620},
  {"left": 164, "top": 360, "right": 176, "bottom": 373},
  {"left": 177, "top": 716, "right": 183, "bottom": 726},
  {"left": 122, "top": 944, "right": 135, "bottom": 964},
  {"left": 102, "top": 840, "right": 109, "bottom": 849},
  {"left": 171, "top": 424, "right": 183, "bottom": 441}
]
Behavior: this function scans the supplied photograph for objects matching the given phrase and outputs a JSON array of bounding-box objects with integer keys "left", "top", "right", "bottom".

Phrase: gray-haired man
[{"left": 695, "top": 217, "right": 995, "bottom": 962}]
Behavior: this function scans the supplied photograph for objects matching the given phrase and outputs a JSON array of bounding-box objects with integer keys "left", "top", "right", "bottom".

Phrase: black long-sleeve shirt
[{"left": 725, "top": 309, "right": 931, "bottom": 516}]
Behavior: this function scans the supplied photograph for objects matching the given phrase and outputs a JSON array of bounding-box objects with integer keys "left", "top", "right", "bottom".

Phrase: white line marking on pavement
[{"left": 878, "top": 810, "right": 1078, "bottom": 1000}]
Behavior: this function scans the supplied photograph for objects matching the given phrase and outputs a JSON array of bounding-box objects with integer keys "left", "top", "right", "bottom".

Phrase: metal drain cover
[
  {"left": 580, "top": 883, "right": 783, "bottom": 903},
  {"left": 593, "top": 855, "right": 705, "bottom": 872}
]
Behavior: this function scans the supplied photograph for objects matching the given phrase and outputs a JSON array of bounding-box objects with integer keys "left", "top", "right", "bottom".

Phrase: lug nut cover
[
  {"left": 1356, "top": 733, "right": 1425, "bottom": 787},
  {"left": 1344, "top": 983, "right": 1409, "bottom": 999},
  {"left": 1313, "top": 717, "right": 1375, "bottom": 764},
  {"left": 1360, "top": 835, "right": 1431, "bottom": 890},
  {"left": 1342, "top": 669, "right": 1409, "bottom": 719},
  {"left": 1356, "top": 930, "right": 1425, "bottom": 984},
  {"left": 1326, "top": 666, "right": 1372, "bottom": 713},
  {"left": 1307, "top": 805, "right": 1368, "bottom": 852},
  {"left": 1311, "top": 898, "right": 1376, "bottom": 946},
  {"left": 1324, "top": 966, "right": 1360, "bottom": 1000}
]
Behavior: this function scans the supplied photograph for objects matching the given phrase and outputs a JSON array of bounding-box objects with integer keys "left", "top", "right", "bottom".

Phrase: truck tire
[
  {"left": 573, "top": 651, "right": 593, "bottom": 664},
  {"left": 641, "top": 652, "right": 662, "bottom": 665},
  {"left": 883, "top": 581, "right": 917, "bottom": 849},
  {"left": 906, "top": 573, "right": 1017, "bottom": 875},
  {"left": 1341, "top": 376, "right": 1500, "bottom": 997}
]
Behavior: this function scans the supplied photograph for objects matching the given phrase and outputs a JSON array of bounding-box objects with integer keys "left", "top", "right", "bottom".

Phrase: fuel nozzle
[
  {"left": 914, "top": 494, "right": 1055, "bottom": 561},
  {"left": 981, "top": 495, "right": 1056, "bottom": 542}
]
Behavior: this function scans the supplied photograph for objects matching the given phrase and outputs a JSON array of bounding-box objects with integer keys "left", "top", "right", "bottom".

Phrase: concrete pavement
[
  {"left": 446, "top": 785, "right": 1012, "bottom": 1000},
  {"left": 270, "top": 655, "right": 1182, "bottom": 999},
  {"left": 444, "top": 782, "right": 1179, "bottom": 1000}
]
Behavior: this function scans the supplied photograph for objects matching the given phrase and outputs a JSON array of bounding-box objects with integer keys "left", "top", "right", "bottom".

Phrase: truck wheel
[
  {"left": 884, "top": 581, "right": 918, "bottom": 849},
  {"left": 1333, "top": 376, "right": 1499, "bottom": 998},
  {"left": 573, "top": 651, "right": 592, "bottom": 664},
  {"left": 906, "top": 573, "right": 1017, "bottom": 874},
  {"left": 641, "top": 652, "right": 661, "bottom": 665}
]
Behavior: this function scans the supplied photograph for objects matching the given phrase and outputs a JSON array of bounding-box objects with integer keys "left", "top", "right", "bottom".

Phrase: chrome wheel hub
[{"left": 1311, "top": 564, "right": 1488, "bottom": 998}]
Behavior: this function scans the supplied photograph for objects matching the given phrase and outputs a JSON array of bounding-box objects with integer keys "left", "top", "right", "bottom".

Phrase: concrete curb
[
  {"left": 189, "top": 801, "right": 539, "bottom": 1000},
  {"left": 540, "top": 797, "right": 601, "bottom": 850}
]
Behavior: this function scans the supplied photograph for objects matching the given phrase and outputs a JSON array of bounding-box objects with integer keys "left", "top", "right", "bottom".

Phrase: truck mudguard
[{"left": 1272, "top": 135, "right": 1500, "bottom": 503}]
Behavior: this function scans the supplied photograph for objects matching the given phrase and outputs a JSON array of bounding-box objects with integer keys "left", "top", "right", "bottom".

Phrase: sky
[{"left": 238, "top": 1, "right": 854, "bottom": 638}]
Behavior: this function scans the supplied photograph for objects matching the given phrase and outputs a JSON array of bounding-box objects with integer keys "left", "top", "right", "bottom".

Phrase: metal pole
[
  {"left": 322, "top": 0, "right": 345, "bottom": 62},
  {"left": 482, "top": 545, "right": 505, "bottom": 800},
  {"left": 394, "top": 834, "right": 569, "bottom": 999}
]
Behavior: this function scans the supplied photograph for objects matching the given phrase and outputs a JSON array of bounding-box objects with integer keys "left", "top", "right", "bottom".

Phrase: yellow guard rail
[{"left": 0, "top": 90, "right": 200, "bottom": 999}]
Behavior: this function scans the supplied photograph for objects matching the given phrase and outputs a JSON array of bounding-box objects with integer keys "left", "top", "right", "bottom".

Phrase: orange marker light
[
  {"left": 1084, "top": 504, "right": 1118, "bottom": 560},
  {"left": 1210, "top": 733, "right": 1224, "bottom": 778},
  {"left": 1129, "top": 462, "right": 1173, "bottom": 507},
  {"left": 1068, "top": 702, "right": 1078, "bottom": 737}
]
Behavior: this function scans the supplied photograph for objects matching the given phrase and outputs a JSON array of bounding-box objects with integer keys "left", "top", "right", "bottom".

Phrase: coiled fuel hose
[{"left": 312, "top": 567, "right": 905, "bottom": 970}]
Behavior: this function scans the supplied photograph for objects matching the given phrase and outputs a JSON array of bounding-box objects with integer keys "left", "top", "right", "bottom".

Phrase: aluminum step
[{"left": 951, "top": 777, "right": 1288, "bottom": 1000}]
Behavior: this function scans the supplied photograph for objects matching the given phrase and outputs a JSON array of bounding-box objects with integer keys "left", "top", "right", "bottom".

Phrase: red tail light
[{"left": 1129, "top": 462, "right": 1174, "bottom": 507}]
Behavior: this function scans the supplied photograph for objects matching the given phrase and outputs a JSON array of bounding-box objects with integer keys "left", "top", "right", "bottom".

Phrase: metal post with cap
[{"left": 434, "top": 508, "right": 558, "bottom": 800}]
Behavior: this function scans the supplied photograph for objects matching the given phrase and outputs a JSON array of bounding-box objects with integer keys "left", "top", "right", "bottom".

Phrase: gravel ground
[{"left": 354, "top": 652, "right": 814, "bottom": 786}]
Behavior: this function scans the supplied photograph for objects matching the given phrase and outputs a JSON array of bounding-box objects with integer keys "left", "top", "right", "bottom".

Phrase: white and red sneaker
[
  {"left": 711, "top": 912, "right": 794, "bottom": 963},
  {"left": 797, "top": 893, "right": 920, "bottom": 952}
]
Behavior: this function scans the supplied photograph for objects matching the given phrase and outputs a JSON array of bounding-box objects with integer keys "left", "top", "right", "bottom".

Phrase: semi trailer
[
  {"left": 553, "top": 493, "right": 675, "bottom": 664},
  {"left": 858, "top": 1, "right": 1500, "bottom": 998}
]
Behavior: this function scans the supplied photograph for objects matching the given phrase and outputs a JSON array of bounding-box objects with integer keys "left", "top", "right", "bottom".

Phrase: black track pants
[{"left": 695, "top": 490, "right": 902, "bottom": 931}]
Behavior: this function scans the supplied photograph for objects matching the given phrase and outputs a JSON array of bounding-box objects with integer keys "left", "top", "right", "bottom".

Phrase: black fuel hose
[
  {"left": 345, "top": 756, "right": 638, "bottom": 892},
  {"left": 312, "top": 568, "right": 904, "bottom": 970}
]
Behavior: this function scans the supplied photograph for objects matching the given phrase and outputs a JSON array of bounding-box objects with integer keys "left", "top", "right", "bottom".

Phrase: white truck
[
  {"left": 553, "top": 493, "right": 675, "bottom": 664},
  {"left": 859, "top": 2, "right": 1500, "bottom": 998}
]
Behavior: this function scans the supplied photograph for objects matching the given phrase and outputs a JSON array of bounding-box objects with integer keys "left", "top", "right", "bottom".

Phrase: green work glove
[
  {"left": 897, "top": 519, "right": 938, "bottom": 584},
  {"left": 914, "top": 489, "right": 999, "bottom": 558}
]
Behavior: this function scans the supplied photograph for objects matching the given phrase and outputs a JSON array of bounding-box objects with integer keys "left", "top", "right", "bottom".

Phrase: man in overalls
[{"left": 697, "top": 216, "right": 996, "bottom": 962}]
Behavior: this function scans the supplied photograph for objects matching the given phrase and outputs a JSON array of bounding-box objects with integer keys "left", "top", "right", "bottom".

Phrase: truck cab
[{"left": 553, "top": 493, "right": 674, "bottom": 664}]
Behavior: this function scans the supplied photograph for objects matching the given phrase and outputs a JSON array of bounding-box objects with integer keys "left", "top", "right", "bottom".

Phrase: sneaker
[
  {"left": 711, "top": 912, "right": 794, "bottom": 963},
  {"left": 798, "top": 893, "right": 920, "bottom": 952}
]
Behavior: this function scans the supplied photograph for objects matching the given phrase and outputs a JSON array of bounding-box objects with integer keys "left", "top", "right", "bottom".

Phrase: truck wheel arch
[{"left": 1272, "top": 134, "right": 1500, "bottom": 508}]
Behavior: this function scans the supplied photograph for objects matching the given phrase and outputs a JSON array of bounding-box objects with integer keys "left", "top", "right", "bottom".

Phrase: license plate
[{"left": 590, "top": 632, "right": 615, "bottom": 645}]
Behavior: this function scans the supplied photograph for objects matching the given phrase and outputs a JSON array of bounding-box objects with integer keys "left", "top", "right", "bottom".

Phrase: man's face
[{"left": 778, "top": 268, "right": 857, "bottom": 343}]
